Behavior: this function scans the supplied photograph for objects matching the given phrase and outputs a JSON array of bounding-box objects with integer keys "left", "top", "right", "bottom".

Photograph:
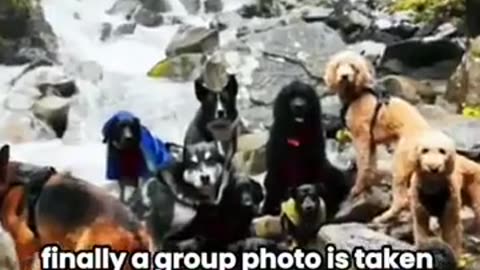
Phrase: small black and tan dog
[{"left": 280, "top": 183, "right": 326, "bottom": 248}]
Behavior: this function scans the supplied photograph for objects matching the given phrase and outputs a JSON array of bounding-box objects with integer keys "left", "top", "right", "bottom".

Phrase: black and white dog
[
  {"left": 129, "top": 141, "right": 264, "bottom": 251},
  {"left": 184, "top": 74, "right": 239, "bottom": 161}
]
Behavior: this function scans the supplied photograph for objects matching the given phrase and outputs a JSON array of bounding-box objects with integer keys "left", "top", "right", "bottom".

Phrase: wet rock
[
  {"left": 106, "top": 0, "right": 141, "bottom": 17},
  {"left": 442, "top": 120, "right": 480, "bottom": 161},
  {"left": 32, "top": 96, "right": 71, "bottom": 138},
  {"left": 234, "top": 131, "right": 269, "bottom": 176},
  {"left": 179, "top": 0, "right": 201, "bottom": 14},
  {"left": 317, "top": 223, "right": 414, "bottom": 252},
  {"left": 113, "top": 22, "right": 137, "bottom": 36},
  {"left": 301, "top": 6, "right": 333, "bottom": 23},
  {"left": 147, "top": 53, "right": 205, "bottom": 81},
  {"left": 241, "top": 21, "right": 346, "bottom": 105},
  {"left": 165, "top": 26, "right": 219, "bottom": 57},
  {"left": 334, "top": 185, "right": 391, "bottom": 223},
  {"left": 0, "top": 0, "right": 57, "bottom": 65},
  {"left": 100, "top": 22, "right": 113, "bottom": 41},
  {"left": 141, "top": 0, "right": 171, "bottom": 13},
  {"left": 0, "top": 225, "right": 19, "bottom": 270},
  {"left": 133, "top": 7, "right": 164, "bottom": 27},
  {"left": 380, "top": 38, "right": 464, "bottom": 80},
  {"left": 380, "top": 75, "right": 437, "bottom": 104},
  {"left": 445, "top": 37, "right": 480, "bottom": 108},
  {"left": 5, "top": 64, "right": 79, "bottom": 138},
  {"left": 204, "top": 0, "right": 223, "bottom": 13}
]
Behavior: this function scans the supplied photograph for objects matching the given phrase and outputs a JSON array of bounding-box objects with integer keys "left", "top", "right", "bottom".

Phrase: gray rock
[
  {"left": 0, "top": 1, "right": 58, "bottom": 65},
  {"left": 301, "top": 6, "right": 333, "bottom": 22},
  {"left": 445, "top": 36, "right": 480, "bottom": 109},
  {"left": 334, "top": 185, "right": 391, "bottom": 223},
  {"left": 133, "top": 7, "right": 163, "bottom": 27},
  {"left": 318, "top": 223, "right": 414, "bottom": 252},
  {"left": 0, "top": 225, "right": 19, "bottom": 270},
  {"left": 106, "top": 0, "right": 141, "bottom": 17},
  {"left": 204, "top": 0, "right": 223, "bottom": 13},
  {"left": 113, "top": 22, "right": 137, "bottom": 36},
  {"left": 165, "top": 26, "right": 219, "bottom": 57},
  {"left": 242, "top": 21, "right": 346, "bottom": 105},
  {"left": 32, "top": 96, "right": 71, "bottom": 138},
  {"left": 100, "top": 22, "right": 113, "bottom": 41},
  {"left": 442, "top": 120, "right": 480, "bottom": 161},
  {"left": 141, "top": 0, "right": 171, "bottom": 12},
  {"left": 379, "top": 75, "right": 437, "bottom": 104},
  {"left": 179, "top": 0, "right": 201, "bottom": 14},
  {"left": 380, "top": 38, "right": 464, "bottom": 80}
]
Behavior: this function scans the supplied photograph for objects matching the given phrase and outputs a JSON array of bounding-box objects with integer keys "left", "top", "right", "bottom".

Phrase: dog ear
[
  {"left": 132, "top": 117, "right": 142, "bottom": 138},
  {"left": 102, "top": 116, "right": 118, "bottom": 143},
  {"left": 323, "top": 58, "right": 339, "bottom": 92},
  {"left": 224, "top": 74, "right": 238, "bottom": 97},
  {"left": 194, "top": 77, "right": 210, "bottom": 102}
]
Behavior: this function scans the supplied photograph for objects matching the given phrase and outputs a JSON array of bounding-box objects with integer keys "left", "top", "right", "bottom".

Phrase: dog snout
[
  {"left": 216, "top": 109, "right": 225, "bottom": 119},
  {"left": 200, "top": 175, "right": 210, "bottom": 185},
  {"left": 241, "top": 193, "right": 254, "bottom": 207},
  {"left": 122, "top": 127, "right": 134, "bottom": 140},
  {"left": 427, "top": 164, "right": 441, "bottom": 173},
  {"left": 302, "top": 197, "right": 316, "bottom": 212}
]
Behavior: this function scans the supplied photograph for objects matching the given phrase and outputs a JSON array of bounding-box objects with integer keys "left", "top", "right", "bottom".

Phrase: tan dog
[
  {"left": 324, "top": 50, "right": 431, "bottom": 222},
  {"left": 409, "top": 130, "right": 462, "bottom": 257}
]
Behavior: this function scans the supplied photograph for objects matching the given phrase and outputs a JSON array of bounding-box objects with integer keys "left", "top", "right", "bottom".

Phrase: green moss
[
  {"left": 391, "top": 0, "right": 464, "bottom": 22},
  {"left": 4, "top": 0, "right": 32, "bottom": 14}
]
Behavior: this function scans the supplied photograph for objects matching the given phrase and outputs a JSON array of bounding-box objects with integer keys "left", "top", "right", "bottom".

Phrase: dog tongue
[{"left": 287, "top": 138, "right": 300, "bottom": 147}]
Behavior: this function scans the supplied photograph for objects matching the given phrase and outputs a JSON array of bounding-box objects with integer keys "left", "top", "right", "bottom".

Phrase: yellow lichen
[{"left": 391, "top": 0, "right": 464, "bottom": 22}]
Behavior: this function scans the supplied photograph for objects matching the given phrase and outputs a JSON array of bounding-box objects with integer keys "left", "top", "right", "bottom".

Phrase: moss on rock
[{"left": 391, "top": 0, "right": 464, "bottom": 22}]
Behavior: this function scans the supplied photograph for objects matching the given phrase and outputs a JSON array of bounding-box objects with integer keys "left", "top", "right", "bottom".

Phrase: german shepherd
[{"left": 0, "top": 145, "right": 150, "bottom": 270}]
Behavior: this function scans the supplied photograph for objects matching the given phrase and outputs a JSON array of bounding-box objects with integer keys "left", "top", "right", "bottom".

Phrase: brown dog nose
[{"left": 428, "top": 165, "right": 440, "bottom": 173}]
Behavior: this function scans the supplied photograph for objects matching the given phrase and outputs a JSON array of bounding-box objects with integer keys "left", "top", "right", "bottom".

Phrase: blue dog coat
[{"left": 103, "top": 111, "right": 174, "bottom": 182}]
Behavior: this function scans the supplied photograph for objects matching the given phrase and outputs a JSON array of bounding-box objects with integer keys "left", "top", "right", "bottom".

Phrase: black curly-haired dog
[{"left": 262, "top": 80, "right": 352, "bottom": 219}]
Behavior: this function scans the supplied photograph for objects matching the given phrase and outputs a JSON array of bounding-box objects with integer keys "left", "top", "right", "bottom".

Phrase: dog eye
[
  {"left": 439, "top": 148, "right": 446, "bottom": 155},
  {"left": 421, "top": 148, "right": 429, "bottom": 154}
]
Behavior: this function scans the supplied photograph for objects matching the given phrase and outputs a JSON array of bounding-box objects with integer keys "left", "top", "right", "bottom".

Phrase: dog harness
[{"left": 340, "top": 83, "right": 391, "bottom": 150}]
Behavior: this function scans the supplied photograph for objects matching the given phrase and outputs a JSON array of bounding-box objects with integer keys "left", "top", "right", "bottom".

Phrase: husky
[{"left": 129, "top": 142, "right": 264, "bottom": 251}]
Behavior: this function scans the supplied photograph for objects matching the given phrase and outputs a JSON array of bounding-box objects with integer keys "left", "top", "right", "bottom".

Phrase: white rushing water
[{"left": 0, "top": 0, "right": 253, "bottom": 186}]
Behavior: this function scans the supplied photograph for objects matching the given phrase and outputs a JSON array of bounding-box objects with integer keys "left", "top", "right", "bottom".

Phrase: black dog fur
[
  {"left": 129, "top": 142, "right": 264, "bottom": 252},
  {"left": 281, "top": 183, "right": 326, "bottom": 247},
  {"left": 184, "top": 74, "right": 239, "bottom": 159},
  {"left": 262, "top": 80, "right": 352, "bottom": 219}
]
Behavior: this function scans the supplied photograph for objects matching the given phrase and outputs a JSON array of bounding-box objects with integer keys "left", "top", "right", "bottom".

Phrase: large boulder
[
  {"left": 445, "top": 37, "right": 480, "bottom": 109},
  {"left": 0, "top": 0, "right": 57, "bottom": 65},
  {"left": 380, "top": 38, "right": 464, "bottom": 80},
  {"left": 239, "top": 21, "right": 346, "bottom": 105},
  {"left": 165, "top": 26, "right": 219, "bottom": 57},
  {"left": 3, "top": 63, "right": 80, "bottom": 140},
  {"left": 318, "top": 223, "right": 414, "bottom": 251}
]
